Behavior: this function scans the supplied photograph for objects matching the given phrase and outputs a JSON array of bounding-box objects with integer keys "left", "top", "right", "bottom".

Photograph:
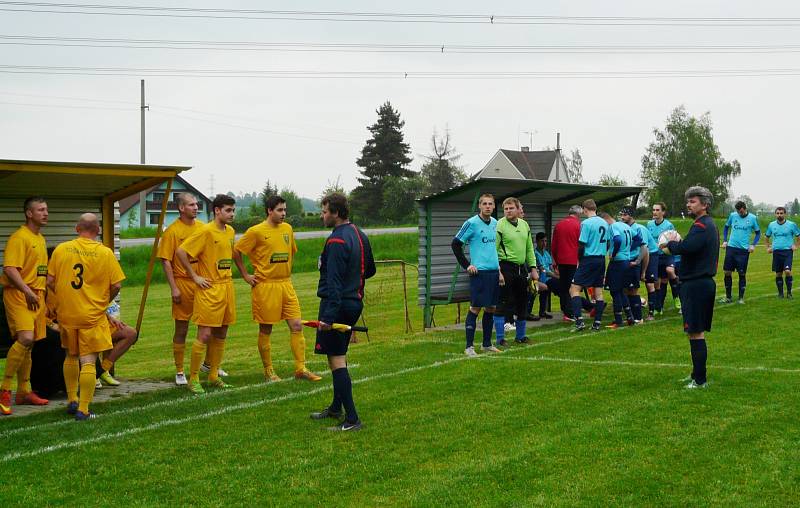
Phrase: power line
[
  {"left": 4, "top": 35, "right": 800, "bottom": 54},
  {"left": 2, "top": 2, "right": 800, "bottom": 26}
]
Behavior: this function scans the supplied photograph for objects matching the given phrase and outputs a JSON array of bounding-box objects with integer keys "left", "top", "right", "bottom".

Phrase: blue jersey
[
  {"left": 631, "top": 222, "right": 657, "bottom": 256},
  {"left": 725, "top": 212, "right": 760, "bottom": 249},
  {"left": 535, "top": 248, "right": 554, "bottom": 283},
  {"left": 579, "top": 215, "right": 611, "bottom": 256},
  {"left": 646, "top": 218, "right": 675, "bottom": 245},
  {"left": 609, "top": 221, "right": 635, "bottom": 262},
  {"left": 766, "top": 219, "right": 800, "bottom": 250},
  {"left": 454, "top": 215, "right": 499, "bottom": 271}
]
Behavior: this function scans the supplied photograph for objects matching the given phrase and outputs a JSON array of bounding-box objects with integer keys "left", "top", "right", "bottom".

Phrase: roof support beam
[{"left": 499, "top": 185, "right": 545, "bottom": 204}]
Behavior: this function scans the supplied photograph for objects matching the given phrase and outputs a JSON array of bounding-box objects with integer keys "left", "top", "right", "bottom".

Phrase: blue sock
[
  {"left": 332, "top": 367, "right": 359, "bottom": 423},
  {"left": 571, "top": 296, "right": 583, "bottom": 322},
  {"left": 631, "top": 296, "right": 642, "bottom": 321},
  {"left": 777, "top": 275, "right": 784, "bottom": 295},
  {"left": 689, "top": 339, "right": 707, "bottom": 385},
  {"left": 724, "top": 275, "right": 732, "bottom": 299},
  {"left": 515, "top": 319, "right": 526, "bottom": 340},
  {"left": 738, "top": 274, "right": 746, "bottom": 300},
  {"left": 465, "top": 311, "right": 478, "bottom": 348},
  {"left": 481, "top": 312, "right": 494, "bottom": 347},
  {"left": 493, "top": 314, "right": 505, "bottom": 343},
  {"left": 647, "top": 291, "right": 655, "bottom": 314},
  {"left": 787, "top": 275, "right": 793, "bottom": 293},
  {"left": 594, "top": 300, "right": 607, "bottom": 323}
]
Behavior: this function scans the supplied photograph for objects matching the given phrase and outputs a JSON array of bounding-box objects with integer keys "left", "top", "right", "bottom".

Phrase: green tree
[
  {"left": 641, "top": 106, "right": 741, "bottom": 213},
  {"left": 351, "top": 101, "right": 413, "bottom": 222},
  {"left": 419, "top": 128, "right": 467, "bottom": 195},
  {"left": 127, "top": 206, "right": 138, "bottom": 229},
  {"left": 259, "top": 180, "right": 278, "bottom": 211},
  {"left": 564, "top": 148, "right": 584, "bottom": 183},
  {"left": 380, "top": 176, "right": 423, "bottom": 224},
  {"left": 319, "top": 175, "right": 347, "bottom": 205},
  {"left": 279, "top": 187, "right": 304, "bottom": 217},
  {"left": 792, "top": 198, "right": 800, "bottom": 216},
  {"left": 597, "top": 173, "right": 631, "bottom": 212}
]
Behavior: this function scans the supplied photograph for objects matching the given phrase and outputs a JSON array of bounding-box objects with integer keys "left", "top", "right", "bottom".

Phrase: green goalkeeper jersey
[{"left": 496, "top": 217, "right": 535, "bottom": 267}]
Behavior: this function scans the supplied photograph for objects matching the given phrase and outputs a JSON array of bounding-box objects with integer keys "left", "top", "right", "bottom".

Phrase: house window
[
  {"left": 197, "top": 201, "right": 203, "bottom": 211},
  {"left": 149, "top": 214, "right": 161, "bottom": 225},
  {"left": 152, "top": 192, "right": 165, "bottom": 203}
]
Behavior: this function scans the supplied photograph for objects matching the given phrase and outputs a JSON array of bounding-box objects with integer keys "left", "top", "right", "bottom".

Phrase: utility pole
[{"left": 138, "top": 79, "right": 150, "bottom": 227}]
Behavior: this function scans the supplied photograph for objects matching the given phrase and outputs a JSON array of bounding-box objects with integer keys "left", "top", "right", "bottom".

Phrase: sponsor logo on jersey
[
  {"left": 217, "top": 259, "right": 232, "bottom": 270},
  {"left": 37, "top": 265, "right": 47, "bottom": 277},
  {"left": 270, "top": 253, "right": 289, "bottom": 264}
]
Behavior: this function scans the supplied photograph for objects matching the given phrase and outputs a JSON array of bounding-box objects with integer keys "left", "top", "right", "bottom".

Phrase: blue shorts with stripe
[
  {"left": 772, "top": 249, "right": 794, "bottom": 273},
  {"left": 572, "top": 256, "right": 606, "bottom": 288},
  {"left": 645, "top": 251, "right": 660, "bottom": 283},
  {"left": 469, "top": 269, "right": 500, "bottom": 308}
]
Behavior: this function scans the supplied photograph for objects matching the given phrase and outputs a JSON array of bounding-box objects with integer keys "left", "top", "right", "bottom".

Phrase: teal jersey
[
  {"left": 535, "top": 248, "right": 554, "bottom": 284},
  {"left": 725, "top": 212, "right": 760, "bottom": 249},
  {"left": 628, "top": 223, "right": 651, "bottom": 260},
  {"left": 766, "top": 219, "right": 800, "bottom": 250},
  {"left": 579, "top": 216, "right": 611, "bottom": 256},
  {"left": 646, "top": 218, "right": 675, "bottom": 245},
  {"left": 454, "top": 215, "right": 499, "bottom": 271},
  {"left": 610, "top": 221, "right": 634, "bottom": 262}
]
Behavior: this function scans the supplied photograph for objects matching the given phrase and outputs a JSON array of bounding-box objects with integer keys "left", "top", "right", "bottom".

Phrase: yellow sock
[
  {"left": 100, "top": 357, "right": 113, "bottom": 373},
  {"left": 208, "top": 337, "right": 225, "bottom": 383},
  {"left": 1, "top": 341, "right": 27, "bottom": 391},
  {"left": 173, "top": 342, "right": 186, "bottom": 373},
  {"left": 63, "top": 356, "right": 80, "bottom": 402},
  {"left": 290, "top": 331, "right": 306, "bottom": 373},
  {"left": 189, "top": 341, "right": 207, "bottom": 383},
  {"left": 16, "top": 347, "right": 32, "bottom": 394},
  {"left": 257, "top": 332, "right": 273, "bottom": 375},
  {"left": 77, "top": 362, "right": 96, "bottom": 414}
]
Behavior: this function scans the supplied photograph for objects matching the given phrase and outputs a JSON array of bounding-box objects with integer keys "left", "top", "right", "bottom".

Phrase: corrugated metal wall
[{"left": 418, "top": 200, "right": 572, "bottom": 306}]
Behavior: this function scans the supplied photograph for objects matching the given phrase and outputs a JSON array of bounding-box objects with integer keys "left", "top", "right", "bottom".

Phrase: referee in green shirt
[{"left": 495, "top": 197, "right": 538, "bottom": 345}]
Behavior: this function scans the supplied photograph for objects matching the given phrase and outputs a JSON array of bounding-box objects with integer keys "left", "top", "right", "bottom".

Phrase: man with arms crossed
[
  {"left": 765, "top": 206, "right": 800, "bottom": 298},
  {"left": 177, "top": 194, "right": 237, "bottom": 394},
  {"left": 661, "top": 187, "right": 719, "bottom": 389},
  {"left": 0, "top": 197, "right": 50, "bottom": 414},
  {"left": 48, "top": 213, "right": 125, "bottom": 419},
  {"left": 451, "top": 193, "right": 504, "bottom": 356},
  {"left": 721, "top": 201, "right": 761, "bottom": 304},
  {"left": 569, "top": 199, "right": 609, "bottom": 332},
  {"left": 234, "top": 195, "right": 321, "bottom": 382}
]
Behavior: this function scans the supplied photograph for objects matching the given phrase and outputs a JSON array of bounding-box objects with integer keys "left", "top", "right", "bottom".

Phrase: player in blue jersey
[
  {"left": 721, "top": 201, "right": 761, "bottom": 304},
  {"left": 452, "top": 193, "right": 504, "bottom": 356},
  {"left": 620, "top": 206, "right": 651, "bottom": 324},
  {"left": 569, "top": 199, "right": 608, "bottom": 332},
  {"left": 765, "top": 206, "right": 800, "bottom": 298},
  {"left": 647, "top": 203, "right": 680, "bottom": 314},
  {"left": 601, "top": 212, "right": 641, "bottom": 328}
]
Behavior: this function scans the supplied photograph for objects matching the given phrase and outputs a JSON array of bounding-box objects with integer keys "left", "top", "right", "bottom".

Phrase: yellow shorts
[
  {"left": 172, "top": 277, "right": 197, "bottom": 321},
  {"left": 60, "top": 320, "right": 113, "bottom": 356},
  {"left": 3, "top": 288, "right": 46, "bottom": 340},
  {"left": 193, "top": 281, "right": 236, "bottom": 327},
  {"left": 251, "top": 279, "right": 302, "bottom": 324}
]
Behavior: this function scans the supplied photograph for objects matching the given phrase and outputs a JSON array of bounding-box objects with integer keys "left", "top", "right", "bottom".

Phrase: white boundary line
[{"left": 0, "top": 358, "right": 465, "bottom": 463}]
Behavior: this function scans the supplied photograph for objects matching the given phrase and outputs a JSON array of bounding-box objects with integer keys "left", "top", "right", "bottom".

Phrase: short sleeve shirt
[
  {"left": 725, "top": 212, "right": 760, "bottom": 249},
  {"left": 766, "top": 220, "right": 800, "bottom": 250},
  {"left": 647, "top": 219, "right": 675, "bottom": 245},
  {"left": 579, "top": 216, "right": 611, "bottom": 256},
  {"left": 454, "top": 215, "right": 499, "bottom": 271},
  {"left": 610, "top": 221, "right": 633, "bottom": 262},
  {"left": 3, "top": 225, "right": 47, "bottom": 290},
  {"left": 157, "top": 219, "right": 205, "bottom": 278},
  {"left": 234, "top": 221, "right": 297, "bottom": 280},
  {"left": 179, "top": 222, "right": 235, "bottom": 282}
]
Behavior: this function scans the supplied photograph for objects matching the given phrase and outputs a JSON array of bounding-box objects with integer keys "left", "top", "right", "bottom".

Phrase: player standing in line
[
  {"left": 721, "top": 201, "right": 760, "bottom": 304},
  {"left": 601, "top": 212, "right": 640, "bottom": 329},
  {"left": 569, "top": 199, "right": 608, "bottom": 332},
  {"left": 47, "top": 213, "right": 126, "bottom": 419},
  {"left": 647, "top": 203, "right": 680, "bottom": 314},
  {"left": 157, "top": 192, "right": 223, "bottom": 385},
  {"left": 0, "top": 197, "right": 50, "bottom": 414},
  {"left": 233, "top": 195, "right": 321, "bottom": 382},
  {"left": 765, "top": 206, "right": 800, "bottom": 298},
  {"left": 176, "top": 194, "right": 237, "bottom": 394},
  {"left": 620, "top": 206, "right": 651, "bottom": 324},
  {"left": 452, "top": 193, "right": 504, "bottom": 356},
  {"left": 494, "top": 197, "right": 538, "bottom": 345},
  {"left": 661, "top": 187, "right": 719, "bottom": 389}
]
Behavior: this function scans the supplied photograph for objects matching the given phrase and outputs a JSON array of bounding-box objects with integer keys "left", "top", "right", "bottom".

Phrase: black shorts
[
  {"left": 498, "top": 262, "right": 528, "bottom": 315},
  {"left": 658, "top": 254, "right": 675, "bottom": 279},
  {"left": 645, "top": 251, "right": 660, "bottom": 283},
  {"left": 605, "top": 260, "right": 627, "bottom": 292},
  {"left": 680, "top": 277, "right": 716, "bottom": 334},
  {"left": 723, "top": 247, "right": 750, "bottom": 273},
  {"left": 545, "top": 277, "right": 560, "bottom": 295},
  {"left": 469, "top": 269, "right": 500, "bottom": 308},
  {"left": 314, "top": 299, "right": 364, "bottom": 356},
  {"left": 772, "top": 249, "right": 794, "bottom": 272},
  {"left": 573, "top": 256, "right": 605, "bottom": 288},
  {"left": 625, "top": 263, "right": 641, "bottom": 289}
]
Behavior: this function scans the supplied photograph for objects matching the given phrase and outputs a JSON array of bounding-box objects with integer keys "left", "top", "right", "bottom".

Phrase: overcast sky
[{"left": 1, "top": 0, "right": 799, "bottom": 206}]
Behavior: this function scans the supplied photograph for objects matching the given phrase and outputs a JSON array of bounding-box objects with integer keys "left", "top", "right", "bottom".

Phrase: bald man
[{"left": 47, "top": 213, "right": 126, "bottom": 420}]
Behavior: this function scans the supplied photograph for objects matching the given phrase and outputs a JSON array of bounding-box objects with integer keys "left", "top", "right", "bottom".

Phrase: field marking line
[
  {"left": 0, "top": 365, "right": 358, "bottom": 439},
  {"left": 0, "top": 357, "right": 466, "bottom": 463},
  {"left": 485, "top": 354, "right": 800, "bottom": 374}
]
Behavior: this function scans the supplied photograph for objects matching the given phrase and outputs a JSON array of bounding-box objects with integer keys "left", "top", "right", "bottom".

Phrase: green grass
[
  {"left": 120, "top": 232, "right": 418, "bottom": 286},
  {"left": 120, "top": 226, "right": 159, "bottom": 239},
  {"left": 2, "top": 245, "right": 799, "bottom": 505}
]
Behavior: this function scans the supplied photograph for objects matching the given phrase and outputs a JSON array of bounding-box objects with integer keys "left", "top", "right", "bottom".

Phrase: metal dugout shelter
[
  {"left": 0, "top": 159, "right": 190, "bottom": 357},
  {"left": 417, "top": 177, "right": 643, "bottom": 328}
]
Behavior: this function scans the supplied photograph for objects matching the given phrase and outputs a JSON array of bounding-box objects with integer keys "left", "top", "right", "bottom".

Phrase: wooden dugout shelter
[
  {"left": 0, "top": 159, "right": 191, "bottom": 357},
  {"left": 417, "top": 177, "right": 644, "bottom": 328}
]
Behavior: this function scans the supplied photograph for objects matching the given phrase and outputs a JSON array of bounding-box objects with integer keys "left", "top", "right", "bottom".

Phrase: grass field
[{"left": 2, "top": 237, "right": 800, "bottom": 505}]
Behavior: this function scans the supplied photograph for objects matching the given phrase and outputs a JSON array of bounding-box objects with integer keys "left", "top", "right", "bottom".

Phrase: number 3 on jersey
[{"left": 71, "top": 263, "right": 84, "bottom": 289}]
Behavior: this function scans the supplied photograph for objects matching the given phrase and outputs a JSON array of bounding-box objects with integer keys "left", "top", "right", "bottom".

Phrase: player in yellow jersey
[
  {"left": 176, "top": 194, "right": 238, "bottom": 394},
  {"left": 234, "top": 195, "right": 322, "bottom": 383},
  {"left": 0, "top": 197, "right": 50, "bottom": 415},
  {"left": 157, "top": 192, "right": 225, "bottom": 385},
  {"left": 47, "top": 213, "right": 126, "bottom": 420}
]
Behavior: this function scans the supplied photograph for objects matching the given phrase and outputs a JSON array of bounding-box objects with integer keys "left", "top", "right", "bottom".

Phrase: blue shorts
[
  {"left": 314, "top": 299, "right": 363, "bottom": 356},
  {"left": 573, "top": 256, "right": 606, "bottom": 288},
  {"left": 673, "top": 260, "right": 681, "bottom": 279},
  {"left": 658, "top": 254, "right": 674, "bottom": 279},
  {"left": 625, "top": 263, "right": 641, "bottom": 289},
  {"left": 605, "top": 260, "right": 627, "bottom": 292},
  {"left": 645, "top": 251, "right": 660, "bottom": 283},
  {"left": 723, "top": 247, "right": 750, "bottom": 273},
  {"left": 772, "top": 249, "right": 794, "bottom": 272},
  {"left": 469, "top": 269, "right": 500, "bottom": 308}
]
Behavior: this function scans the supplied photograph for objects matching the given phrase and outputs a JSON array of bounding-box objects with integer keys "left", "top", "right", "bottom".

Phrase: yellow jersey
[
  {"left": 157, "top": 218, "right": 205, "bottom": 279},
  {"left": 180, "top": 222, "right": 235, "bottom": 282},
  {"left": 2, "top": 225, "right": 47, "bottom": 290},
  {"left": 47, "top": 238, "right": 126, "bottom": 328},
  {"left": 235, "top": 221, "right": 297, "bottom": 280}
]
